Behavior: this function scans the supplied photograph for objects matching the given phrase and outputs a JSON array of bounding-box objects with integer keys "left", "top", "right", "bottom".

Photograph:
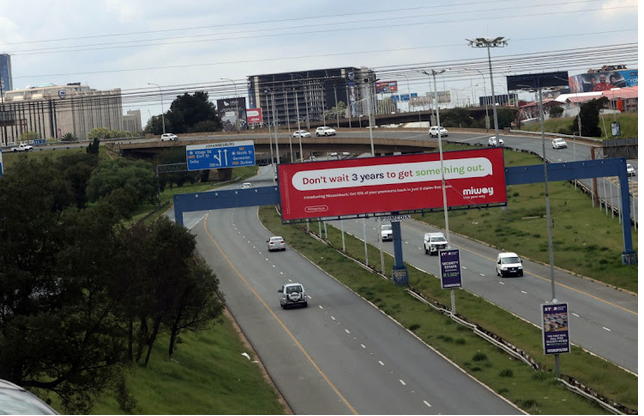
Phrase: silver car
[
  {"left": 552, "top": 138, "right": 568, "bottom": 149},
  {"left": 278, "top": 283, "right": 308, "bottom": 308},
  {"left": 266, "top": 236, "right": 286, "bottom": 251},
  {"left": 293, "top": 130, "right": 311, "bottom": 138}
]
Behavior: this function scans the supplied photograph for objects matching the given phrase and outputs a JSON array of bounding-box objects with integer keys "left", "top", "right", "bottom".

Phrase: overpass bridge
[{"left": 108, "top": 135, "right": 438, "bottom": 164}]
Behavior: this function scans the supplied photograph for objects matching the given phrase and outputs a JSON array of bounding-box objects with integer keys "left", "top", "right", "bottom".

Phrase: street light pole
[
  {"left": 467, "top": 37, "right": 508, "bottom": 142},
  {"left": 423, "top": 69, "right": 451, "bottom": 246},
  {"left": 148, "top": 82, "right": 166, "bottom": 135},
  {"left": 221, "top": 77, "right": 240, "bottom": 133}
]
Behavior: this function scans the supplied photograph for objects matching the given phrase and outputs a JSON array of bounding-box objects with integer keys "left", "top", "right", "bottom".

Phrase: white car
[
  {"left": 293, "top": 130, "right": 311, "bottom": 138},
  {"left": 487, "top": 137, "right": 497, "bottom": 146},
  {"left": 496, "top": 252, "right": 524, "bottom": 277},
  {"left": 626, "top": 163, "right": 636, "bottom": 177},
  {"left": 429, "top": 126, "right": 448, "bottom": 138},
  {"left": 278, "top": 283, "right": 307, "bottom": 308},
  {"left": 423, "top": 232, "right": 448, "bottom": 255},
  {"left": 240, "top": 182, "right": 252, "bottom": 189},
  {"left": 315, "top": 126, "right": 336, "bottom": 137},
  {"left": 381, "top": 224, "right": 393, "bottom": 241},
  {"left": 266, "top": 236, "right": 286, "bottom": 252},
  {"left": 160, "top": 133, "right": 178, "bottom": 141},
  {"left": 552, "top": 138, "right": 568, "bottom": 149}
]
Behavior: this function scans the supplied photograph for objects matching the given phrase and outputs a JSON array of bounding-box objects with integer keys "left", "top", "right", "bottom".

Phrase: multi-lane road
[{"left": 165, "top": 128, "right": 636, "bottom": 413}]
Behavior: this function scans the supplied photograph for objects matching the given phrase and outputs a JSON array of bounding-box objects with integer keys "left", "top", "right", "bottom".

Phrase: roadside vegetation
[{"left": 518, "top": 110, "right": 638, "bottom": 139}]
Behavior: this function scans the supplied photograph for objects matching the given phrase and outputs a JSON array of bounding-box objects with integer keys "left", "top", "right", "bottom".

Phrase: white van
[{"left": 496, "top": 252, "right": 523, "bottom": 277}]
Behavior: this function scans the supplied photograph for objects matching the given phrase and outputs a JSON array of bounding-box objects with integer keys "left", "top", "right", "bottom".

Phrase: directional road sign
[{"left": 186, "top": 141, "right": 255, "bottom": 171}]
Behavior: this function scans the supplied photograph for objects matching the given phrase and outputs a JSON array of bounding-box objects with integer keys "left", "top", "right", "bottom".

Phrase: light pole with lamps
[
  {"left": 467, "top": 37, "right": 508, "bottom": 142},
  {"left": 393, "top": 73, "right": 412, "bottom": 113},
  {"left": 220, "top": 77, "right": 240, "bottom": 134},
  {"left": 148, "top": 82, "right": 166, "bottom": 135}
]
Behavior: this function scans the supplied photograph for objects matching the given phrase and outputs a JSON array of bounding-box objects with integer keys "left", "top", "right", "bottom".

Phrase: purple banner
[
  {"left": 440, "top": 249, "right": 462, "bottom": 289},
  {"left": 541, "top": 303, "right": 570, "bottom": 355}
]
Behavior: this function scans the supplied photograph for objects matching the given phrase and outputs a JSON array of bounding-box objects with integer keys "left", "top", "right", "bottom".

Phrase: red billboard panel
[
  {"left": 247, "top": 108, "right": 263, "bottom": 124},
  {"left": 278, "top": 148, "right": 507, "bottom": 221},
  {"left": 376, "top": 81, "right": 398, "bottom": 94}
]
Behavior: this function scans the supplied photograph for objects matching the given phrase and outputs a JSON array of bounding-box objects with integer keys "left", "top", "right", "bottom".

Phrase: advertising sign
[
  {"left": 541, "top": 303, "right": 570, "bottom": 355},
  {"left": 568, "top": 69, "right": 638, "bottom": 93},
  {"left": 0, "top": 54, "right": 12, "bottom": 93},
  {"left": 440, "top": 249, "right": 462, "bottom": 289},
  {"left": 376, "top": 81, "right": 398, "bottom": 94},
  {"left": 278, "top": 148, "right": 507, "bottom": 221},
  {"left": 186, "top": 141, "right": 255, "bottom": 171},
  {"left": 217, "top": 98, "right": 247, "bottom": 132},
  {"left": 247, "top": 108, "right": 263, "bottom": 124}
]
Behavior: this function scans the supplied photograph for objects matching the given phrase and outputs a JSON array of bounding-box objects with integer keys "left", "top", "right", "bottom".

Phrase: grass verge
[
  {"left": 258, "top": 205, "right": 638, "bottom": 414},
  {"left": 87, "top": 312, "right": 288, "bottom": 415}
]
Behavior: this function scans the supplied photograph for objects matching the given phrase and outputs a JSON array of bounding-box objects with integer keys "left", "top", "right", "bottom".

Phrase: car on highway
[
  {"left": 293, "top": 130, "right": 311, "bottom": 138},
  {"left": 266, "top": 236, "right": 286, "bottom": 252},
  {"left": 160, "top": 133, "right": 178, "bottom": 141},
  {"left": 496, "top": 252, "right": 523, "bottom": 277},
  {"left": 552, "top": 138, "right": 568, "bottom": 149},
  {"left": 278, "top": 283, "right": 308, "bottom": 308},
  {"left": 428, "top": 126, "right": 448, "bottom": 138},
  {"left": 381, "top": 224, "right": 393, "bottom": 241},
  {"left": 329, "top": 152, "right": 338, "bottom": 157},
  {"left": 241, "top": 182, "right": 252, "bottom": 189},
  {"left": 626, "top": 163, "right": 636, "bottom": 177},
  {"left": 423, "top": 232, "right": 448, "bottom": 255},
  {"left": 487, "top": 137, "right": 497, "bottom": 146},
  {"left": 315, "top": 126, "right": 337, "bottom": 137},
  {"left": 11, "top": 143, "right": 34, "bottom": 152},
  {"left": 0, "top": 379, "right": 58, "bottom": 414}
]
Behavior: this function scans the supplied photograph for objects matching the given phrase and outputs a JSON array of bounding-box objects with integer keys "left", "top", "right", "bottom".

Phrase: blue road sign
[{"left": 186, "top": 141, "right": 255, "bottom": 171}]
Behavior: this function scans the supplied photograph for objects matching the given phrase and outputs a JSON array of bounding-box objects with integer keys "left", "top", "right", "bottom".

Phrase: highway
[{"left": 177, "top": 184, "right": 521, "bottom": 415}]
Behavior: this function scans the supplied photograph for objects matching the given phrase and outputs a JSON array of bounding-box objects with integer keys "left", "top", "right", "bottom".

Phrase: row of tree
[{"left": 0, "top": 149, "right": 225, "bottom": 413}]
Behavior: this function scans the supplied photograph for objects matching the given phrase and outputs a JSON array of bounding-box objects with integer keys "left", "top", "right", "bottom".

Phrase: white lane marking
[
  {"left": 379, "top": 360, "right": 384, "bottom": 366},
  {"left": 361, "top": 344, "right": 366, "bottom": 349},
  {"left": 462, "top": 266, "right": 467, "bottom": 270},
  {"left": 319, "top": 305, "right": 324, "bottom": 310},
  {"left": 345, "top": 329, "right": 351, "bottom": 334},
  {"left": 521, "top": 290, "right": 527, "bottom": 294},
  {"left": 480, "top": 273, "right": 485, "bottom": 277},
  {"left": 272, "top": 264, "right": 276, "bottom": 268},
  {"left": 331, "top": 316, "right": 336, "bottom": 321},
  {"left": 280, "top": 271, "right": 284, "bottom": 275},
  {"left": 399, "top": 379, "right": 406, "bottom": 386},
  {"left": 499, "top": 281, "right": 505, "bottom": 285},
  {"left": 572, "top": 313, "right": 580, "bottom": 317},
  {"left": 603, "top": 327, "right": 612, "bottom": 332},
  {"left": 424, "top": 401, "right": 432, "bottom": 407}
]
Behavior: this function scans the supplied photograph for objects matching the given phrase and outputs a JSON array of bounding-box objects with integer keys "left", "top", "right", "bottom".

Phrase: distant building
[
  {"left": 123, "top": 109, "right": 142, "bottom": 133},
  {"left": 0, "top": 54, "right": 13, "bottom": 93},
  {"left": 247, "top": 66, "right": 376, "bottom": 128},
  {"left": 1, "top": 82, "right": 124, "bottom": 145}
]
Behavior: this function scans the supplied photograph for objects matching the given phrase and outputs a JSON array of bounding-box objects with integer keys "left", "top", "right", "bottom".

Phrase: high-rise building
[
  {"left": 0, "top": 54, "right": 12, "bottom": 94},
  {"left": 247, "top": 66, "right": 376, "bottom": 129},
  {"left": 1, "top": 82, "right": 123, "bottom": 145}
]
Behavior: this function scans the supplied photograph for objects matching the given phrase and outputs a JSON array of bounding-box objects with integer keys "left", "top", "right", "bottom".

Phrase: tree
[
  {"left": 87, "top": 137, "right": 100, "bottom": 155},
  {"left": 19, "top": 131, "right": 39, "bottom": 142},
  {"left": 155, "top": 148, "right": 198, "bottom": 190},
  {"left": 86, "top": 158, "right": 158, "bottom": 209},
  {"left": 165, "top": 256, "right": 225, "bottom": 358},
  {"left": 549, "top": 106, "right": 564, "bottom": 118},
  {"left": 166, "top": 91, "right": 222, "bottom": 134},
  {"left": 574, "top": 97, "right": 607, "bottom": 137},
  {"left": 88, "top": 127, "right": 111, "bottom": 140}
]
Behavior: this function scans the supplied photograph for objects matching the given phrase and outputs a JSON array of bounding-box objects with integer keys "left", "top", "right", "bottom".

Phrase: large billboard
[
  {"left": 568, "top": 69, "right": 638, "bottom": 93},
  {"left": 278, "top": 148, "right": 507, "bottom": 221},
  {"left": 217, "top": 97, "right": 247, "bottom": 132},
  {"left": 376, "top": 81, "right": 398, "bottom": 94}
]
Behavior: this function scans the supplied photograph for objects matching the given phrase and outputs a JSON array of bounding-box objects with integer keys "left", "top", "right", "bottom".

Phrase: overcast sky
[{"left": 0, "top": 0, "right": 638, "bottom": 113}]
